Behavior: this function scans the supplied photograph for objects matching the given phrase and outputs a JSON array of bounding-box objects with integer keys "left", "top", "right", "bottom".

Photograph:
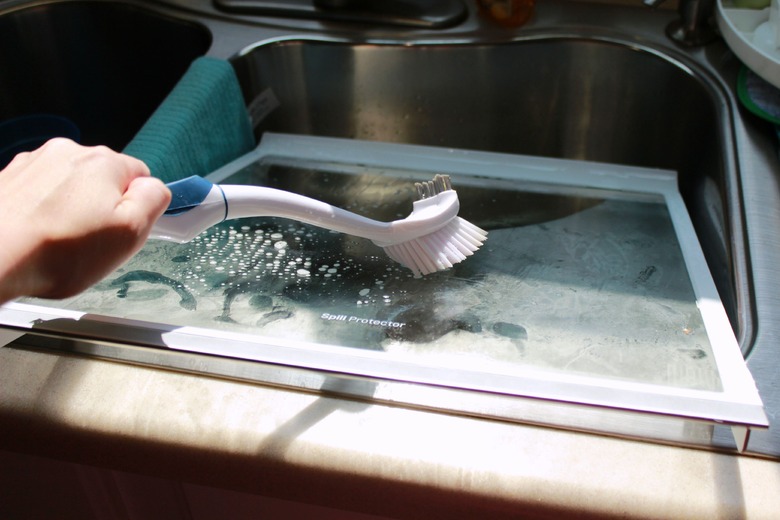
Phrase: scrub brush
[{"left": 150, "top": 174, "right": 487, "bottom": 276}]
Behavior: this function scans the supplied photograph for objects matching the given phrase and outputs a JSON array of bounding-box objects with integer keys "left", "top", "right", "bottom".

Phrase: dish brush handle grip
[{"left": 150, "top": 176, "right": 228, "bottom": 243}]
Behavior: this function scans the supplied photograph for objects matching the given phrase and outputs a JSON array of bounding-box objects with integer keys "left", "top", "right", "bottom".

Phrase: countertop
[{"left": 1, "top": 345, "right": 779, "bottom": 519}]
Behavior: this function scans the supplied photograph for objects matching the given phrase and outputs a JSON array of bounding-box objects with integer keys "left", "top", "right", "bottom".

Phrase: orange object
[{"left": 477, "top": 0, "right": 535, "bottom": 27}]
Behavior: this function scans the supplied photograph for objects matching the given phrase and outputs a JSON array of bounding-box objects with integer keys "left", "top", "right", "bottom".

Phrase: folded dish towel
[{"left": 124, "top": 56, "right": 255, "bottom": 183}]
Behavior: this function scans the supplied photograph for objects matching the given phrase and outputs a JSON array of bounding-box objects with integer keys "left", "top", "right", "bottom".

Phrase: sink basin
[
  {"left": 232, "top": 37, "right": 751, "bottom": 350},
  {"left": 0, "top": 1, "right": 211, "bottom": 150},
  {"left": 3, "top": 1, "right": 774, "bottom": 453}
]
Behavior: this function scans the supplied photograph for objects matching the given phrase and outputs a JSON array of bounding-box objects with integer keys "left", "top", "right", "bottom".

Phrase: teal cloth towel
[{"left": 124, "top": 56, "right": 255, "bottom": 183}]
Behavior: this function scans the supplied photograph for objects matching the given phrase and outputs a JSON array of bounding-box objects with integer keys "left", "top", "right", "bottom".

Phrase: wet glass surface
[{"left": 27, "top": 159, "right": 721, "bottom": 392}]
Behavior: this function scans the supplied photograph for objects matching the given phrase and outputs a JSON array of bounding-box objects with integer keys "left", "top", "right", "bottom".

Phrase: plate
[{"left": 717, "top": 0, "right": 780, "bottom": 88}]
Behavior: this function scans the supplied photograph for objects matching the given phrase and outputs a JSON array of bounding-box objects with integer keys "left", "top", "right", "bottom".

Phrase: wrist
[{"left": 0, "top": 227, "right": 46, "bottom": 305}]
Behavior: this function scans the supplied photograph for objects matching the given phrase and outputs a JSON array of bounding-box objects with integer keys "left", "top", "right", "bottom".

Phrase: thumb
[{"left": 119, "top": 176, "right": 172, "bottom": 231}]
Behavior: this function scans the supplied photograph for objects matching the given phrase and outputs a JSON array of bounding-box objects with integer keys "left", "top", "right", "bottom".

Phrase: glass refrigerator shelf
[{"left": 0, "top": 133, "right": 767, "bottom": 450}]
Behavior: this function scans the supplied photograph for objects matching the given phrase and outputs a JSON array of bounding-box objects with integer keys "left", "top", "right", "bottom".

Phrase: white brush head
[{"left": 381, "top": 175, "right": 488, "bottom": 277}]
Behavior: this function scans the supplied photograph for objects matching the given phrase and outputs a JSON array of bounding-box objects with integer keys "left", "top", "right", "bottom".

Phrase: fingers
[
  {"left": 117, "top": 175, "right": 172, "bottom": 230},
  {"left": 116, "top": 151, "right": 152, "bottom": 184},
  {"left": 67, "top": 141, "right": 152, "bottom": 191},
  {"left": 2, "top": 136, "right": 170, "bottom": 238}
]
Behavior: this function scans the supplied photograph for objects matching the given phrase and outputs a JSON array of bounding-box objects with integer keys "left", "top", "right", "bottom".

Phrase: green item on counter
[
  {"left": 737, "top": 65, "right": 780, "bottom": 125},
  {"left": 124, "top": 56, "right": 255, "bottom": 184}
]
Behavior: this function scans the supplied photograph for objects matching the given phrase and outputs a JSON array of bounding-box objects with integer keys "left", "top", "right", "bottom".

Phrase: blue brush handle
[
  {"left": 164, "top": 175, "right": 217, "bottom": 215},
  {"left": 151, "top": 176, "right": 228, "bottom": 243}
]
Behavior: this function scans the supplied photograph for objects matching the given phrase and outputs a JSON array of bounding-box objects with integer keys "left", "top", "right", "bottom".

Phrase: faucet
[
  {"left": 644, "top": 0, "right": 718, "bottom": 46},
  {"left": 313, "top": 0, "right": 467, "bottom": 27},
  {"left": 215, "top": 0, "right": 467, "bottom": 28}
]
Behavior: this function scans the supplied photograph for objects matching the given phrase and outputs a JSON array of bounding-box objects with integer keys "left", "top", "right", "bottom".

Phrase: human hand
[{"left": 0, "top": 138, "right": 171, "bottom": 303}]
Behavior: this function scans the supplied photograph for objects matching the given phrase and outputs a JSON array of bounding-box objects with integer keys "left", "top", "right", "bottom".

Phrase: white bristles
[{"left": 382, "top": 216, "right": 488, "bottom": 277}]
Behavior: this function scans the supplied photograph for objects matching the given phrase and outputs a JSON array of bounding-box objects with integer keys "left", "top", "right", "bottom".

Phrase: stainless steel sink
[
  {"left": 0, "top": 0, "right": 211, "bottom": 150},
  {"left": 232, "top": 36, "right": 751, "bottom": 351}
]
